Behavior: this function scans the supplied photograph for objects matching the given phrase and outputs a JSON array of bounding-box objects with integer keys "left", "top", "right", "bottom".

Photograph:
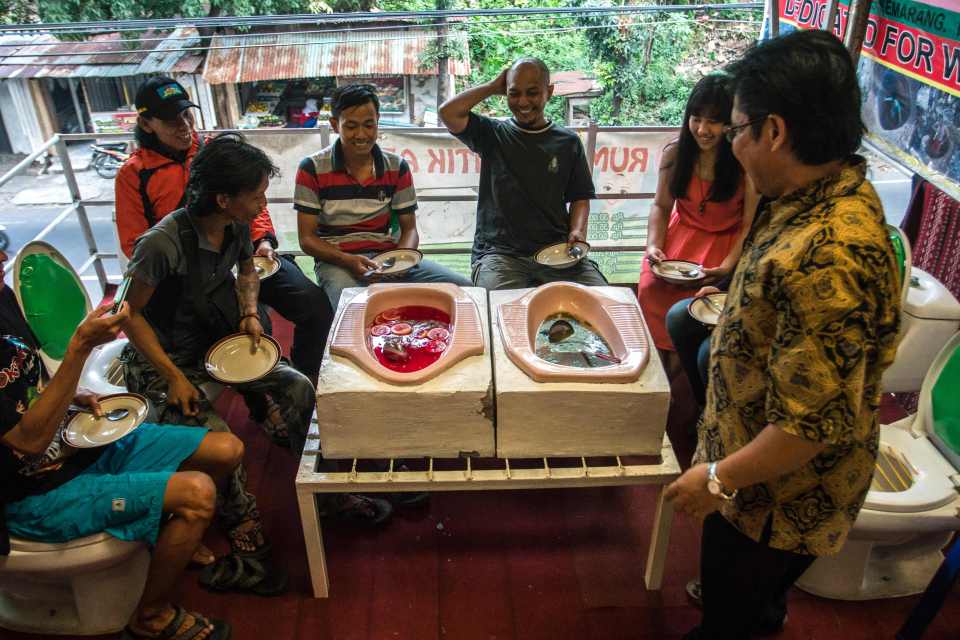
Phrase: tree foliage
[{"left": 6, "top": 0, "right": 758, "bottom": 126}]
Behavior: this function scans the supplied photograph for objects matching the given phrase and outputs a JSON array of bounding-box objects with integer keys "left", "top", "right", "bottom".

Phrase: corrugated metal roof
[
  {"left": 0, "top": 27, "right": 203, "bottom": 79},
  {"left": 203, "top": 28, "right": 471, "bottom": 85}
]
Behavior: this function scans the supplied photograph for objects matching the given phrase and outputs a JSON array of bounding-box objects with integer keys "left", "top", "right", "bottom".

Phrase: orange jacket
[{"left": 115, "top": 133, "right": 277, "bottom": 258}]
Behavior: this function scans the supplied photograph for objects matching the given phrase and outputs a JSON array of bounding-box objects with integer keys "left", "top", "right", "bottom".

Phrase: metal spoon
[
  {"left": 567, "top": 244, "right": 584, "bottom": 259},
  {"left": 72, "top": 407, "right": 130, "bottom": 421},
  {"left": 702, "top": 295, "right": 724, "bottom": 314},
  {"left": 363, "top": 257, "right": 397, "bottom": 277},
  {"left": 678, "top": 267, "right": 702, "bottom": 278},
  {"left": 581, "top": 350, "right": 622, "bottom": 364}
]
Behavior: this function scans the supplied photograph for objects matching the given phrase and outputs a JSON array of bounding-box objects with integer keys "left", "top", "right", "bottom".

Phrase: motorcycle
[{"left": 90, "top": 142, "right": 131, "bottom": 179}]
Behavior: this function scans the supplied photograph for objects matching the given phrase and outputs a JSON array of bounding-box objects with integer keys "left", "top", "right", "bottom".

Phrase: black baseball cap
[{"left": 135, "top": 76, "right": 199, "bottom": 121}]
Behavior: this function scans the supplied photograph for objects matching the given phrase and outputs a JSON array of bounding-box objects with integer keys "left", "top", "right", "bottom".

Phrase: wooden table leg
[
  {"left": 644, "top": 484, "right": 674, "bottom": 590},
  {"left": 297, "top": 489, "right": 330, "bottom": 598}
]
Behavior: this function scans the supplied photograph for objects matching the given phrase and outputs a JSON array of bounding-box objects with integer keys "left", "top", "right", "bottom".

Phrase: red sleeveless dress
[{"left": 638, "top": 175, "right": 745, "bottom": 350}]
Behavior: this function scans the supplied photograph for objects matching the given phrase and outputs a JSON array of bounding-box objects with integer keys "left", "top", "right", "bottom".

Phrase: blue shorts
[{"left": 6, "top": 423, "right": 207, "bottom": 546}]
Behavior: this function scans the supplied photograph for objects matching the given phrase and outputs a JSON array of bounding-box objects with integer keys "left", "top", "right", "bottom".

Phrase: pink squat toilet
[
  {"left": 497, "top": 281, "right": 650, "bottom": 383},
  {"left": 330, "top": 282, "right": 485, "bottom": 385}
]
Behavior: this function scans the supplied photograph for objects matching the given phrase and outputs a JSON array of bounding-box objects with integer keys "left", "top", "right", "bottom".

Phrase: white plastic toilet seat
[
  {"left": 9, "top": 531, "right": 116, "bottom": 553},
  {"left": 863, "top": 422, "right": 958, "bottom": 514}
]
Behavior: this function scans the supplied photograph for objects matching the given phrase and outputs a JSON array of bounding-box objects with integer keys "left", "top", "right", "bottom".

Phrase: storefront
[
  {"left": 204, "top": 25, "right": 471, "bottom": 128},
  {"left": 236, "top": 74, "right": 411, "bottom": 128},
  {"left": 0, "top": 28, "right": 208, "bottom": 148}
]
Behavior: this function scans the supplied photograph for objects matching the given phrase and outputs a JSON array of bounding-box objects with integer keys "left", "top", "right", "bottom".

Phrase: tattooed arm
[{"left": 236, "top": 257, "right": 263, "bottom": 346}]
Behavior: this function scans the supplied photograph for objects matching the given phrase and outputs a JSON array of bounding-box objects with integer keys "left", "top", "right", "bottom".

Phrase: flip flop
[
  {"left": 121, "top": 606, "right": 231, "bottom": 640},
  {"left": 199, "top": 554, "right": 288, "bottom": 597}
]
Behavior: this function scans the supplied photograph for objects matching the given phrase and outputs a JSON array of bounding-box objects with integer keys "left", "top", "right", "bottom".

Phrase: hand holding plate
[
  {"left": 239, "top": 315, "right": 263, "bottom": 351},
  {"left": 72, "top": 388, "right": 103, "bottom": 418}
]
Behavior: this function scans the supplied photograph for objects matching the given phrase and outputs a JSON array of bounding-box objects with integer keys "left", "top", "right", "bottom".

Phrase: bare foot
[{"left": 191, "top": 543, "right": 215, "bottom": 567}]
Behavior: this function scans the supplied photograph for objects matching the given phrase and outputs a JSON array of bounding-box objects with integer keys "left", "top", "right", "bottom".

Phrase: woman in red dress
[{"left": 638, "top": 74, "right": 759, "bottom": 353}]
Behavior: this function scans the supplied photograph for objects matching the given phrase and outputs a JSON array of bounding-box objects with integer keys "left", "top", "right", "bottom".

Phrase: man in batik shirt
[{"left": 666, "top": 30, "right": 902, "bottom": 639}]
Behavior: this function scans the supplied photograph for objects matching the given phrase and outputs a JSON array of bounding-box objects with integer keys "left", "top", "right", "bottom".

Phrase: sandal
[
  {"left": 121, "top": 605, "right": 231, "bottom": 640},
  {"left": 261, "top": 394, "right": 290, "bottom": 448},
  {"left": 320, "top": 493, "right": 393, "bottom": 526},
  {"left": 199, "top": 553, "right": 288, "bottom": 597},
  {"left": 227, "top": 519, "right": 271, "bottom": 558}
]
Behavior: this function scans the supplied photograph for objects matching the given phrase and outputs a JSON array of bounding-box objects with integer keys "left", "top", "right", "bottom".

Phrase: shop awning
[
  {"left": 0, "top": 27, "right": 204, "bottom": 79},
  {"left": 202, "top": 28, "right": 471, "bottom": 85}
]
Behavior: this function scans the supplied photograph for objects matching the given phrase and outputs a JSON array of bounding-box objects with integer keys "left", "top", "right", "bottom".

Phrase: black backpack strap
[{"left": 138, "top": 166, "right": 164, "bottom": 228}]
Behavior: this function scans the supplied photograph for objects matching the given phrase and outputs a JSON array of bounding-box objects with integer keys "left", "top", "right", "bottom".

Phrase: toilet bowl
[
  {"left": 880, "top": 226, "right": 960, "bottom": 393},
  {"left": 796, "top": 332, "right": 960, "bottom": 600},
  {"left": 882, "top": 266, "right": 960, "bottom": 392},
  {"left": 497, "top": 281, "right": 650, "bottom": 383},
  {"left": 0, "top": 532, "right": 150, "bottom": 634},
  {"left": 329, "top": 282, "right": 485, "bottom": 385}
]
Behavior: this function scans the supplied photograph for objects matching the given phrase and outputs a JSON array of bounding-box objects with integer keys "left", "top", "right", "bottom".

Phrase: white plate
[
  {"left": 233, "top": 256, "right": 281, "bottom": 281},
  {"left": 534, "top": 241, "right": 591, "bottom": 268},
  {"left": 63, "top": 393, "right": 148, "bottom": 449},
  {"left": 651, "top": 260, "right": 705, "bottom": 286},
  {"left": 688, "top": 293, "right": 727, "bottom": 327},
  {"left": 251, "top": 256, "right": 281, "bottom": 280},
  {"left": 204, "top": 333, "right": 281, "bottom": 384},
  {"left": 371, "top": 249, "right": 422, "bottom": 276}
]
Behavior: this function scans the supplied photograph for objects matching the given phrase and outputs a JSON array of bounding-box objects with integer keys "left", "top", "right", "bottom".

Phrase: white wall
[{"left": 0, "top": 79, "right": 45, "bottom": 154}]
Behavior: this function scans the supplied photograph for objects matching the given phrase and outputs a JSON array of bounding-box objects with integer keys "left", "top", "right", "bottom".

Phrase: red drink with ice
[{"left": 368, "top": 306, "right": 452, "bottom": 373}]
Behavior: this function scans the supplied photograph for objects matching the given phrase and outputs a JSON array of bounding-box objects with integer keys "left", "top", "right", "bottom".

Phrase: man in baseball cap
[{"left": 134, "top": 76, "right": 199, "bottom": 121}]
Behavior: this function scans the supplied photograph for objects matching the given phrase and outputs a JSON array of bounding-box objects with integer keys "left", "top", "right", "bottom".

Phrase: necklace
[{"left": 696, "top": 158, "right": 707, "bottom": 215}]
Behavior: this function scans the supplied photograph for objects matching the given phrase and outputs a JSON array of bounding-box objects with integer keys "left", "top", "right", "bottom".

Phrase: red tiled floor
[{"left": 5, "top": 315, "right": 958, "bottom": 640}]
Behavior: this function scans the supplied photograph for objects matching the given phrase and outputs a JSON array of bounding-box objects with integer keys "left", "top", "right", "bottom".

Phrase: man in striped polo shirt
[{"left": 295, "top": 84, "right": 471, "bottom": 307}]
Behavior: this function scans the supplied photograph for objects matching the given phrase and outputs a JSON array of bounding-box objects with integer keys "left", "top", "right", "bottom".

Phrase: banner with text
[{"left": 773, "top": 0, "right": 960, "bottom": 199}]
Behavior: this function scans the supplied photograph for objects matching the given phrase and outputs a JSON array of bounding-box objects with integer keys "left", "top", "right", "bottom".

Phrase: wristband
[{"left": 240, "top": 313, "right": 259, "bottom": 321}]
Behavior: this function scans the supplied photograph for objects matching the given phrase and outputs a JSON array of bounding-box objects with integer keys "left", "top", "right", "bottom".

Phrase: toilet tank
[{"left": 882, "top": 267, "right": 960, "bottom": 393}]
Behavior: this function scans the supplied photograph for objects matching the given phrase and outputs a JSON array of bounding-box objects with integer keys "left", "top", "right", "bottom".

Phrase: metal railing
[{"left": 12, "top": 124, "right": 675, "bottom": 296}]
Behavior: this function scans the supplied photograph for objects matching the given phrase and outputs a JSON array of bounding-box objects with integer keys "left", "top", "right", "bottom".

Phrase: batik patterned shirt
[{"left": 694, "top": 157, "right": 902, "bottom": 556}]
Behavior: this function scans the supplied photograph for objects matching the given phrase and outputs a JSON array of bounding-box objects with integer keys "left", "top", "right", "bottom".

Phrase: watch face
[{"left": 707, "top": 479, "right": 721, "bottom": 496}]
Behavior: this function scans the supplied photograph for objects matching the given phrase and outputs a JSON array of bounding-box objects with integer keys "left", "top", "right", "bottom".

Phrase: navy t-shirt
[{"left": 453, "top": 113, "right": 596, "bottom": 262}]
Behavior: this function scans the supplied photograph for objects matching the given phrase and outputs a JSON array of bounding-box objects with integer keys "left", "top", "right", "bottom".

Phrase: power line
[
  {"left": 0, "top": 16, "right": 761, "bottom": 60},
  {"left": 0, "top": 3, "right": 763, "bottom": 36},
  {"left": 0, "top": 11, "right": 763, "bottom": 49}
]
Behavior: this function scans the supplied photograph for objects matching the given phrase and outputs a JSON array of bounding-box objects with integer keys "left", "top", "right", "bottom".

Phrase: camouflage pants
[{"left": 121, "top": 344, "right": 316, "bottom": 531}]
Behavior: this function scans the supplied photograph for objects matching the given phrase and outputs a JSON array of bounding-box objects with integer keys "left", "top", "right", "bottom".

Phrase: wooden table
[{"left": 295, "top": 426, "right": 681, "bottom": 598}]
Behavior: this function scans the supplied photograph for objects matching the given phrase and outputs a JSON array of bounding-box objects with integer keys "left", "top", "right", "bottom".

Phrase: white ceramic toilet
[
  {"left": 0, "top": 534, "right": 150, "bottom": 634},
  {"left": 3, "top": 241, "right": 149, "bottom": 634},
  {"left": 797, "top": 332, "right": 960, "bottom": 600},
  {"left": 880, "top": 226, "right": 960, "bottom": 393}
]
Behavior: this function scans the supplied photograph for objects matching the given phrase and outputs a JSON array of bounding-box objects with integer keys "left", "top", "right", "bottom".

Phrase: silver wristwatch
[{"left": 707, "top": 462, "right": 737, "bottom": 500}]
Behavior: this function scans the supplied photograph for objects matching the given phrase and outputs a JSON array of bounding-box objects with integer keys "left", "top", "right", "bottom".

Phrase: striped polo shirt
[{"left": 294, "top": 140, "right": 417, "bottom": 253}]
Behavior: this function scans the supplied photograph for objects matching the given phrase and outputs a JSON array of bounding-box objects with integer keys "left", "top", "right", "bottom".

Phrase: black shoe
[
  {"left": 752, "top": 614, "right": 787, "bottom": 637},
  {"left": 389, "top": 491, "right": 430, "bottom": 509},
  {"left": 320, "top": 494, "right": 393, "bottom": 526}
]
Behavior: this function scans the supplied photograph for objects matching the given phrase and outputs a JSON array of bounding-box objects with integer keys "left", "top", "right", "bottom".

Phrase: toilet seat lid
[{"left": 12, "top": 241, "right": 91, "bottom": 373}]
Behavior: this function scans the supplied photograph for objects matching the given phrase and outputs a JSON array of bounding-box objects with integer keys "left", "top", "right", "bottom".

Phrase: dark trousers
[
  {"left": 666, "top": 298, "right": 712, "bottom": 406},
  {"left": 259, "top": 255, "right": 334, "bottom": 382},
  {"left": 691, "top": 513, "right": 816, "bottom": 639}
]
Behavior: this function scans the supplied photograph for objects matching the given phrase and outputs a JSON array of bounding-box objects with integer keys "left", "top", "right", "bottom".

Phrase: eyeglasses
[{"left": 722, "top": 116, "right": 768, "bottom": 143}]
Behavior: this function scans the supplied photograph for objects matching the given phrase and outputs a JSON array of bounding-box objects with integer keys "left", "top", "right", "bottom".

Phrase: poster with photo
[{"left": 768, "top": 0, "right": 959, "bottom": 199}]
